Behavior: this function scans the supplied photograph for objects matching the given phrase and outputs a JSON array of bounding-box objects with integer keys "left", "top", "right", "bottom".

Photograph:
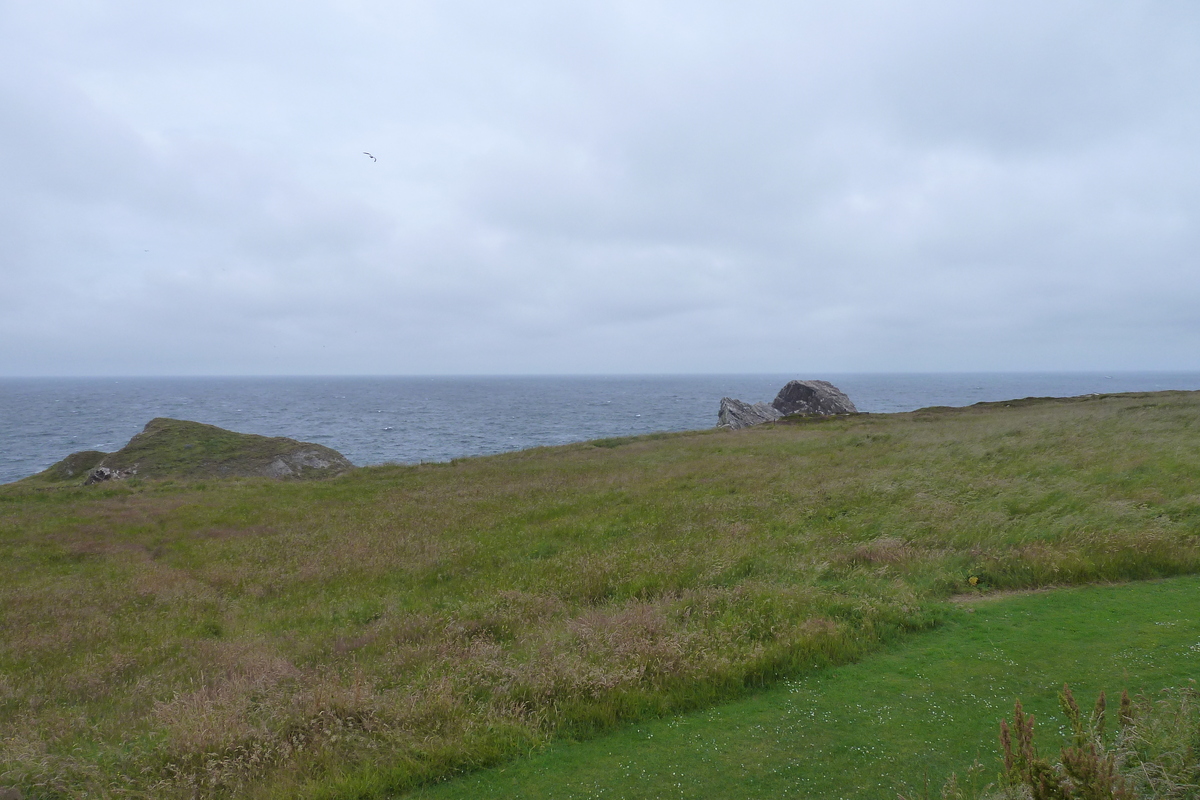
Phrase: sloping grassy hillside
[{"left": 2, "top": 392, "right": 1200, "bottom": 798}]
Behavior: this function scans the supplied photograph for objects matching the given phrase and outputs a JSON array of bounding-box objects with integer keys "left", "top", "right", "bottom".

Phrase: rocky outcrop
[
  {"left": 84, "top": 465, "right": 138, "bottom": 485},
  {"left": 771, "top": 380, "right": 857, "bottom": 416},
  {"left": 262, "top": 449, "right": 349, "bottom": 478},
  {"left": 717, "top": 398, "right": 784, "bottom": 430},
  {"left": 29, "top": 418, "right": 353, "bottom": 484},
  {"left": 718, "top": 379, "right": 857, "bottom": 430}
]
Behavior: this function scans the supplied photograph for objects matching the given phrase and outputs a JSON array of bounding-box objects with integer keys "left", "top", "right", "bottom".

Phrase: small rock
[
  {"left": 264, "top": 458, "right": 296, "bottom": 479},
  {"left": 84, "top": 467, "right": 114, "bottom": 485},
  {"left": 83, "top": 465, "right": 137, "bottom": 485},
  {"left": 263, "top": 449, "right": 343, "bottom": 478}
]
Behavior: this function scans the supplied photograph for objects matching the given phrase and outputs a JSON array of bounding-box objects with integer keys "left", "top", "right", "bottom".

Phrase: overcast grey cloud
[{"left": 2, "top": 0, "right": 1198, "bottom": 375}]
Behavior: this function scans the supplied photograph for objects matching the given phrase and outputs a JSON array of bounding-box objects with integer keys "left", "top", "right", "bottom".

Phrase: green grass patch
[
  {"left": 3, "top": 391, "right": 1200, "bottom": 797},
  {"left": 411, "top": 576, "right": 1200, "bottom": 799}
]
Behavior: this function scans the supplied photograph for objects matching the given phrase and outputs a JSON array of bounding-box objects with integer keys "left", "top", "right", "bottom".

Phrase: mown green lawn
[{"left": 413, "top": 577, "right": 1200, "bottom": 800}]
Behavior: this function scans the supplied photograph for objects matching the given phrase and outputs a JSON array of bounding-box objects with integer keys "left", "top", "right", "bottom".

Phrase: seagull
[{"left": 363, "top": 152, "right": 376, "bottom": 162}]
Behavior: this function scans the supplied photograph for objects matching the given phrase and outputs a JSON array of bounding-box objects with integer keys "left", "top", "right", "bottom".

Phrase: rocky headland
[
  {"left": 718, "top": 379, "right": 857, "bottom": 430},
  {"left": 28, "top": 417, "right": 354, "bottom": 485}
]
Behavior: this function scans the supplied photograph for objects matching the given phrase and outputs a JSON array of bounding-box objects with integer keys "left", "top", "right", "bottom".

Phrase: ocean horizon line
[{"left": 3, "top": 369, "right": 1199, "bottom": 381}]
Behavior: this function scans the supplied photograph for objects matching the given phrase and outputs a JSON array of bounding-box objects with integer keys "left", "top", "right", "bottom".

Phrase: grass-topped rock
[{"left": 28, "top": 417, "right": 353, "bottom": 484}]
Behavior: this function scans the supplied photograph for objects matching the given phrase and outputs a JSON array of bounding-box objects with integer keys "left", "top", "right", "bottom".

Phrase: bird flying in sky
[{"left": 363, "top": 152, "right": 376, "bottom": 161}]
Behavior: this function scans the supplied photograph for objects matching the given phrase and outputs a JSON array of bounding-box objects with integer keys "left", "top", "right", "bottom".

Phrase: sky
[{"left": 1, "top": 1, "right": 1198, "bottom": 376}]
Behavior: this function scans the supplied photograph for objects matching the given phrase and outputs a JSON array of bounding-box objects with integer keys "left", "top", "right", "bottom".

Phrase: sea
[{"left": 3, "top": 372, "right": 1200, "bottom": 485}]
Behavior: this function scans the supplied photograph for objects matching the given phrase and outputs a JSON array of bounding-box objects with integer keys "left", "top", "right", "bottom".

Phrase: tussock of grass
[{"left": 2, "top": 391, "right": 1200, "bottom": 797}]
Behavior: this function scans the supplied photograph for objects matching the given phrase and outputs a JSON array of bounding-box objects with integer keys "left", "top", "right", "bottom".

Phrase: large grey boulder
[
  {"left": 771, "top": 380, "right": 857, "bottom": 416},
  {"left": 717, "top": 379, "right": 857, "bottom": 430},
  {"left": 717, "top": 398, "right": 784, "bottom": 430}
]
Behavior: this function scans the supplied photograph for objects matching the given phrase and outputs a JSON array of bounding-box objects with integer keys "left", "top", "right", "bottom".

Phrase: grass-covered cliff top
[
  {"left": 2, "top": 391, "right": 1200, "bottom": 798},
  {"left": 23, "top": 417, "right": 354, "bottom": 484}
]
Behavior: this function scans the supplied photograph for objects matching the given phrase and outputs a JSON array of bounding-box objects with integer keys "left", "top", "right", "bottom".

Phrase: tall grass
[
  {"left": 3, "top": 392, "right": 1200, "bottom": 797},
  {"left": 939, "top": 683, "right": 1200, "bottom": 800},
  {"left": 409, "top": 575, "right": 1200, "bottom": 800}
]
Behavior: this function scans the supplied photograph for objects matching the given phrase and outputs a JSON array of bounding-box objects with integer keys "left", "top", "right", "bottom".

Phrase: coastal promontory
[{"left": 27, "top": 417, "right": 353, "bottom": 484}]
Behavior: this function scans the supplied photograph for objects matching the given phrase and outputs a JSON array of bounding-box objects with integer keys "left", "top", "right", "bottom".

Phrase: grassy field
[
  {"left": 411, "top": 576, "right": 1200, "bottom": 799},
  {"left": 3, "top": 391, "right": 1200, "bottom": 797}
]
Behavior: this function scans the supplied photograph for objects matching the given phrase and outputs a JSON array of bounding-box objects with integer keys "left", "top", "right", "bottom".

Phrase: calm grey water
[{"left": 3, "top": 373, "right": 1199, "bottom": 485}]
